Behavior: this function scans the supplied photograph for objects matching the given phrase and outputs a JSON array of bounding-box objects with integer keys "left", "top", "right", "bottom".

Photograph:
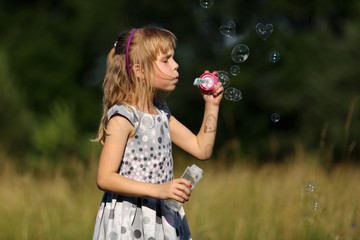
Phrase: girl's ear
[{"left": 132, "top": 64, "right": 144, "bottom": 79}]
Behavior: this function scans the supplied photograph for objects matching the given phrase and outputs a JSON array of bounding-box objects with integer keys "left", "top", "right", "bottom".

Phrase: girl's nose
[{"left": 173, "top": 61, "right": 179, "bottom": 71}]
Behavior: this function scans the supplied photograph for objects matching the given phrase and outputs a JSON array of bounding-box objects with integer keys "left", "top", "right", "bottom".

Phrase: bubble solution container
[
  {"left": 198, "top": 72, "right": 218, "bottom": 94},
  {"left": 164, "top": 164, "right": 203, "bottom": 212}
]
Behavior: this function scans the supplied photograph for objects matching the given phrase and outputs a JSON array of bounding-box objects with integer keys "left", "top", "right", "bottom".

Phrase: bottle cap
[{"left": 191, "top": 164, "right": 203, "bottom": 175}]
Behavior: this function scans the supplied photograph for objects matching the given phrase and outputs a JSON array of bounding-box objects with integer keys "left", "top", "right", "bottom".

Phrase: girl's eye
[{"left": 162, "top": 59, "right": 169, "bottom": 63}]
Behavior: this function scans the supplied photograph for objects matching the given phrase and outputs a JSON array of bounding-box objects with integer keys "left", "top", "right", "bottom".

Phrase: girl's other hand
[{"left": 156, "top": 178, "right": 192, "bottom": 202}]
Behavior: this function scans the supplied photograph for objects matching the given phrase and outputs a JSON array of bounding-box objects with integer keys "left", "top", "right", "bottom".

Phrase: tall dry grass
[
  {"left": 184, "top": 157, "right": 360, "bottom": 239},
  {"left": 0, "top": 151, "right": 359, "bottom": 239}
]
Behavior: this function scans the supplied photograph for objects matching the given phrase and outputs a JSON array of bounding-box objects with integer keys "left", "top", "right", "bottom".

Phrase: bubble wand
[{"left": 193, "top": 72, "right": 218, "bottom": 94}]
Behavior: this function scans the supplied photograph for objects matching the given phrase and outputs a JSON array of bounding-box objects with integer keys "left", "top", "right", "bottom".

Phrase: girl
[{"left": 92, "top": 26, "right": 223, "bottom": 240}]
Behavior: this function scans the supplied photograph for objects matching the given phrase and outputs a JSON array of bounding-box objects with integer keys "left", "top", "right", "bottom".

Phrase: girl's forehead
[{"left": 157, "top": 48, "right": 174, "bottom": 58}]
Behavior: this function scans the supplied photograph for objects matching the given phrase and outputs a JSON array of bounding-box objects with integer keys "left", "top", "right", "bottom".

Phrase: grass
[{"left": 0, "top": 151, "right": 359, "bottom": 240}]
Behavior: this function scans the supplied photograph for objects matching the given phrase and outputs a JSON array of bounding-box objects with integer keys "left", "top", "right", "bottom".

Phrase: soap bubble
[
  {"left": 217, "top": 70, "right": 229, "bottom": 76},
  {"left": 230, "top": 65, "right": 240, "bottom": 76},
  {"left": 312, "top": 200, "right": 320, "bottom": 211},
  {"left": 231, "top": 44, "right": 250, "bottom": 63},
  {"left": 255, "top": 23, "right": 274, "bottom": 40},
  {"left": 271, "top": 113, "right": 280, "bottom": 122},
  {"left": 304, "top": 180, "right": 318, "bottom": 192},
  {"left": 219, "top": 20, "right": 236, "bottom": 37},
  {"left": 200, "top": 0, "right": 213, "bottom": 8},
  {"left": 217, "top": 70, "right": 230, "bottom": 88},
  {"left": 224, "top": 87, "right": 242, "bottom": 102},
  {"left": 269, "top": 51, "right": 281, "bottom": 63}
]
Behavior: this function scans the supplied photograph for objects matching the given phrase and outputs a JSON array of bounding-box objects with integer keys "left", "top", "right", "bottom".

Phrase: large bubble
[
  {"left": 231, "top": 44, "right": 250, "bottom": 63},
  {"left": 217, "top": 70, "right": 230, "bottom": 88},
  {"left": 224, "top": 87, "right": 242, "bottom": 102}
]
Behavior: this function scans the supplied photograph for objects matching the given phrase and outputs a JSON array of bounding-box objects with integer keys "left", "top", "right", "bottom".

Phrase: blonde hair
[{"left": 94, "top": 26, "right": 177, "bottom": 144}]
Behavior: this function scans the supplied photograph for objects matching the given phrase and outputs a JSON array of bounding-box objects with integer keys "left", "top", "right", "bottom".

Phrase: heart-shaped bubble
[
  {"left": 219, "top": 20, "right": 236, "bottom": 38},
  {"left": 255, "top": 23, "right": 273, "bottom": 40}
]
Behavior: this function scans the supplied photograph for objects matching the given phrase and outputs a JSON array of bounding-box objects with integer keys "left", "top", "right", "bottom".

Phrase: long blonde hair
[{"left": 94, "top": 26, "right": 177, "bottom": 144}]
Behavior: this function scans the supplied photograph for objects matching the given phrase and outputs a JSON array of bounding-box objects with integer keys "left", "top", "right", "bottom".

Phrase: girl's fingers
[
  {"left": 179, "top": 183, "right": 191, "bottom": 196},
  {"left": 215, "top": 86, "right": 224, "bottom": 95},
  {"left": 212, "top": 83, "right": 224, "bottom": 96},
  {"left": 175, "top": 190, "right": 189, "bottom": 202},
  {"left": 179, "top": 178, "right": 192, "bottom": 190}
]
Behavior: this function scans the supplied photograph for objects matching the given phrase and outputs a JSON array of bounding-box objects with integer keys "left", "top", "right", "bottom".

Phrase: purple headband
[{"left": 126, "top": 28, "right": 140, "bottom": 76}]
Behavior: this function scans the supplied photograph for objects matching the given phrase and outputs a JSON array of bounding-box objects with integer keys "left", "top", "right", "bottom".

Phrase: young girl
[{"left": 92, "top": 26, "right": 223, "bottom": 240}]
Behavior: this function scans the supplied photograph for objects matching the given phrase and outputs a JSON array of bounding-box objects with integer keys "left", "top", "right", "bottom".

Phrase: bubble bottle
[
  {"left": 165, "top": 164, "right": 203, "bottom": 212},
  {"left": 193, "top": 72, "right": 218, "bottom": 94}
]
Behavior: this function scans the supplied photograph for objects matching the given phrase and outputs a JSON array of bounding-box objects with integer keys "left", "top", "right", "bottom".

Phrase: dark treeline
[{"left": 0, "top": 0, "right": 359, "bottom": 169}]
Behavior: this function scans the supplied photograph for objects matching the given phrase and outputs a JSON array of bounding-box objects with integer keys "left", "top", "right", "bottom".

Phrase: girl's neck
[
  {"left": 138, "top": 103, "right": 157, "bottom": 115},
  {"left": 129, "top": 94, "right": 157, "bottom": 115}
]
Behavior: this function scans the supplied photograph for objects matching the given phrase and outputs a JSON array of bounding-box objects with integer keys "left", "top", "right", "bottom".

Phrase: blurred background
[{"left": 1, "top": 0, "right": 359, "bottom": 239}]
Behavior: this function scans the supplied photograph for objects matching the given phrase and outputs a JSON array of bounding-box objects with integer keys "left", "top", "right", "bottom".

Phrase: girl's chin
[{"left": 161, "top": 85, "right": 177, "bottom": 92}]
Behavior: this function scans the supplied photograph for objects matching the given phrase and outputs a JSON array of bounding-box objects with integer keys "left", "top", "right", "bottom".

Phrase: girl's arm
[
  {"left": 170, "top": 81, "right": 224, "bottom": 160},
  {"left": 96, "top": 115, "right": 191, "bottom": 202}
]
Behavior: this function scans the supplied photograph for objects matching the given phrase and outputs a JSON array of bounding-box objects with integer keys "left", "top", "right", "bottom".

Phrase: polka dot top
[{"left": 107, "top": 104, "right": 174, "bottom": 184}]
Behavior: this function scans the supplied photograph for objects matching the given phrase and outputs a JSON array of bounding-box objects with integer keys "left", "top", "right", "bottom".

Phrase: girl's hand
[
  {"left": 156, "top": 178, "right": 192, "bottom": 202},
  {"left": 201, "top": 70, "right": 224, "bottom": 105}
]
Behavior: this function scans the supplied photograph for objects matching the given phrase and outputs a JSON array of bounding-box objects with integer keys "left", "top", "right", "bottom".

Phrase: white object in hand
[{"left": 165, "top": 164, "right": 203, "bottom": 212}]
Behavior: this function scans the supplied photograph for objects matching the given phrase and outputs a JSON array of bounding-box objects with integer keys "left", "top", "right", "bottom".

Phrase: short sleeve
[
  {"left": 156, "top": 103, "right": 171, "bottom": 120},
  {"left": 107, "top": 104, "right": 139, "bottom": 126}
]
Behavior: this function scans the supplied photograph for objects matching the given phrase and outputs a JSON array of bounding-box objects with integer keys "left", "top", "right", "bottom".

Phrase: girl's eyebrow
[
  {"left": 164, "top": 52, "right": 174, "bottom": 58},
  {"left": 164, "top": 49, "right": 175, "bottom": 57},
  {"left": 158, "top": 50, "right": 174, "bottom": 60}
]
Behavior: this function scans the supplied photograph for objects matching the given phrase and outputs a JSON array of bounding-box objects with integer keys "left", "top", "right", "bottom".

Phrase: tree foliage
[{"left": 0, "top": 0, "right": 359, "bottom": 166}]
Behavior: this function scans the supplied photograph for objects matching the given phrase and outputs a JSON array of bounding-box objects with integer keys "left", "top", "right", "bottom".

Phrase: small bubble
[
  {"left": 271, "top": 113, "right": 280, "bottom": 122},
  {"left": 231, "top": 44, "right": 250, "bottom": 63},
  {"left": 269, "top": 51, "right": 280, "bottom": 63},
  {"left": 312, "top": 200, "right": 320, "bottom": 211},
  {"left": 224, "top": 87, "right": 242, "bottom": 102},
  {"left": 304, "top": 180, "right": 318, "bottom": 192},
  {"left": 217, "top": 70, "right": 230, "bottom": 88},
  {"left": 200, "top": 0, "right": 213, "bottom": 8},
  {"left": 230, "top": 65, "right": 240, "bottom": 76}
]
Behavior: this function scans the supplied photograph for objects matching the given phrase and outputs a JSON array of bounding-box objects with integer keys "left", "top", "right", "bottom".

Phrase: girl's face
[{"left": 152, "top": 48, "right": 179, "bottom": 92}]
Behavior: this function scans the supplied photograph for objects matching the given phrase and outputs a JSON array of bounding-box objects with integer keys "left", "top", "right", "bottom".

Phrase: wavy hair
[{"left": 94, "top": 26, "right": 176, "bottom": 144}]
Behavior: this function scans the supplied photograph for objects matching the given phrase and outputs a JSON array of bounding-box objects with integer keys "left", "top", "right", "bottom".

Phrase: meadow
[{"left": 0, "top": 150, "right": 359, "bottom": 240}]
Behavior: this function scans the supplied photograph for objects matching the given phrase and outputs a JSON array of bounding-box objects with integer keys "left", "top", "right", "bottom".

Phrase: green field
[{"left": 1, "top": 152, "right": 359, "bottom": 240}]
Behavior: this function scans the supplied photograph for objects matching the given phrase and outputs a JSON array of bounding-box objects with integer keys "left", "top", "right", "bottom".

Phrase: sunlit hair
[{"left": 94, "top": 25, "right": 177, "bottom": 144}]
